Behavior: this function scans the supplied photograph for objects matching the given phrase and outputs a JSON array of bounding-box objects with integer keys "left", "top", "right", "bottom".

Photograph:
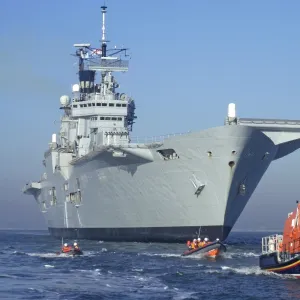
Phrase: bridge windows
[
  {"left": 75, "top": 102, "right": 127, "bottom": 107},
  {"left": 97, "top": 116, "right": 123, "bottom": 121}
]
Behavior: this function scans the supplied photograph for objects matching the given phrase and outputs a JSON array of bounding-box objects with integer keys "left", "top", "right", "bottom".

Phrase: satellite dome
[
  {"left": 72, "top": 84, "right": 80, "bottom": 92},
  {"left": 60, "top": 95, "right": 71, "bottom": 107}
]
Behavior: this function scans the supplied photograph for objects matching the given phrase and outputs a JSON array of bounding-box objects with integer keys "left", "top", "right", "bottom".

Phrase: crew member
[
  {"left": 62, "top": 243, "right": 72, "bottom": 253},
  {"left": 73, "top": 242, "right": 80, "bottom": 251},
  {"left": 191, "top": 239, "right": 197, "bottom": 249},
  {"left": 197, "top": 238, "right": 203, "bottom": 247},
  {"left": 186, "top": 240, "right": 192, "bottom": 249},
  {"left": 278, "top": 241, "right": 283, "bottom": 252}
]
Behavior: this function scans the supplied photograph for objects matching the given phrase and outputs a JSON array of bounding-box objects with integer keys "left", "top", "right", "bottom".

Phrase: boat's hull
[
  {"left": 58, "top": 249, "right": 83, "bottom": 256},
  {"left": 25, "top": 125, "right": 278, "bottom": 242},
  {"left": 259, "top": 252, "right": 300, "bottom": 278}
]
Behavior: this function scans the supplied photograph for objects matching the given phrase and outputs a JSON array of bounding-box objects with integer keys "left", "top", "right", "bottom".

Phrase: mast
[{"left": 101, "top": 5, "right": 107, "bottom": 57}]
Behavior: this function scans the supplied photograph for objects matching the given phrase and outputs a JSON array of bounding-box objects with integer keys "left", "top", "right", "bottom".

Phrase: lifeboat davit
[{"left": 259, "top": 201, "right": 300, "bottom": 278}]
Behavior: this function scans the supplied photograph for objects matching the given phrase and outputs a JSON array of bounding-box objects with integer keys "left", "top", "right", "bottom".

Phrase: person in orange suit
[
  {"left": 62, "top": 243, "right": 72, "bottom": 253},
  {"left": 186, "top": 240, "right": 192, "bottom": 249}
]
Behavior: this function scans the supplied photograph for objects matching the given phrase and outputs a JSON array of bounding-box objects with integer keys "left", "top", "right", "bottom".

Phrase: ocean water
[{"left": 0, "top": 230, "right": 299, "bottom": 300}]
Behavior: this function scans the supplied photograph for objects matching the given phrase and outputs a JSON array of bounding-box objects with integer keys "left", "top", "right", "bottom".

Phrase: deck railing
[
  {"left": 262, "top": 234, "right": 300, "bottom": 262},
  {"left": 262, "top": 234, "right": 283, "bottom": 254},
  {"left": 128, "top": 132, "right": 191, "bottom": 144}
]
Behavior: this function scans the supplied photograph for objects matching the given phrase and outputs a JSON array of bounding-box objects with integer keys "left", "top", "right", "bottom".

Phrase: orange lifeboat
[
  {"left": 259, "top": 201, "right": 300, "bottom": 277},
  {"left": 181, "top": 238, "right": 226, "bottom": 258}
]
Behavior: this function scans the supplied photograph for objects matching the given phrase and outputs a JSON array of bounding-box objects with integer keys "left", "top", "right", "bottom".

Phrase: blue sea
[{"left": 0, "top": 230, "right": 299, "bottom": 300}]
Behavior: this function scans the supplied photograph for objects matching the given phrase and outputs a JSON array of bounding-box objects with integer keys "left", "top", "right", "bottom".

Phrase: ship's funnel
[{"left": 228, "top": 103, "right": 236, "bottom": 118}]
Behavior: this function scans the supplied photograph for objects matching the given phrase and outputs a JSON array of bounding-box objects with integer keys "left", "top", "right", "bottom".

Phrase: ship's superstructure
[{"left": 23, "top": 6, "right": 300, "bottom": 242}]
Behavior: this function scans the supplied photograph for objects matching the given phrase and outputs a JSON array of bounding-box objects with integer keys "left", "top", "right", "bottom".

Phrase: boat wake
[{"left": 219, "top": 266, "right": 297, "bottom": 279}]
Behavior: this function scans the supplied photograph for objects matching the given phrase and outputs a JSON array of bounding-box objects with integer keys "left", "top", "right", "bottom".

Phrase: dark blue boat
[{"left": 259, "top": 252, "right": 300, "bottom": 277}]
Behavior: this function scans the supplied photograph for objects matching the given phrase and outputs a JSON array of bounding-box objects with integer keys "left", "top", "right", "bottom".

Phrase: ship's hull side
[
  {"left": 36, "top": 124, "right": 276, "bottom": 242},
  {"left": 48, "top": 225, "right": 231, "bottom": 243}
]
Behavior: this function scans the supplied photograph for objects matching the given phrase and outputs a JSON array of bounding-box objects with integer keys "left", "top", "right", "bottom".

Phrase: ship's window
[
  {"left": 70, "top": 192, "right": 76, "bottom": 202},
  {"left": 91, "top": 128, "right": 98, "bottom": 134},
  {"left": 228, "top": 161, "right": 235, "bottom": 167},
  {"left": 105, "top": 117, "right": 110, "bottom": 120},
  {"left": 207, "top": 151, "right": 212, "bottom": 157},
  {"left": 102, "top": 103, "right": 107, "bottom": 106},
  {"left": 92, "top": 103, "right": 95, "bottom": 106},
  {"left": 100, "top": 117, "right": 104, "bottom": 120},
  {"left": 157, "top": 149, "right": 179, "bottom": 160},
  {"left": 112, "top": 117, "right": 117, "bottom": 121},
  {"left": 84, "top": 104, "right": 87, "bottom": 107},
  {"left": 239, "top": 183, "right": 246, "bottom": 195},
  {"left": 109, "top": 103, "right": 114, "bottom": 107},
  {"left": 96, "top": 103, "right": 101, "bottom": 106},
  {"left": 262, "top": 152, "right": 270, "bottom": 160},
  {"left": 80, "top": 104, "right": 83, "bottom": 108},
  {"left": 88, "top": 103, "right": 91, "bottom": 107},
  {"left": 73, "top": 105, "right": 78, "bottom": 108},
  {"left": 122, "top": 104, "right": 127, "bottom": 107},
  {"left": 116, "top": 104, "right": 121, "bottom": 107},
  {"left": 117, "top": 117, "right": 122, "bottom": 121},
  {"left": 64, "top": 182, "right": 69, "bottom": 191}
]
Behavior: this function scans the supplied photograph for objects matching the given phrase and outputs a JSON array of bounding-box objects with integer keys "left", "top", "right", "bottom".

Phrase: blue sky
[{"left": 1, "top": 0, "right": 300, "bottom": 230}]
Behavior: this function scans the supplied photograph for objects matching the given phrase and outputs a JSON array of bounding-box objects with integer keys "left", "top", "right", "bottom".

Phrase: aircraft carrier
[{"left": 23, "top": 5, "right": 300, "bottom": 242}]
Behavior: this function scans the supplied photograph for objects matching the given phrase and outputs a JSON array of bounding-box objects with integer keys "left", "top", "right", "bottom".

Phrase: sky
[{"left": 1, "top": 0, "right": 300, "bottom": 231}]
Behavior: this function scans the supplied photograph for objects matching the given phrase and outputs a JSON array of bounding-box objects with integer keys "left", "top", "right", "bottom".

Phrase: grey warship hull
[{"left": 25, "top": 125, "right": 280, "bottom": 242}]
